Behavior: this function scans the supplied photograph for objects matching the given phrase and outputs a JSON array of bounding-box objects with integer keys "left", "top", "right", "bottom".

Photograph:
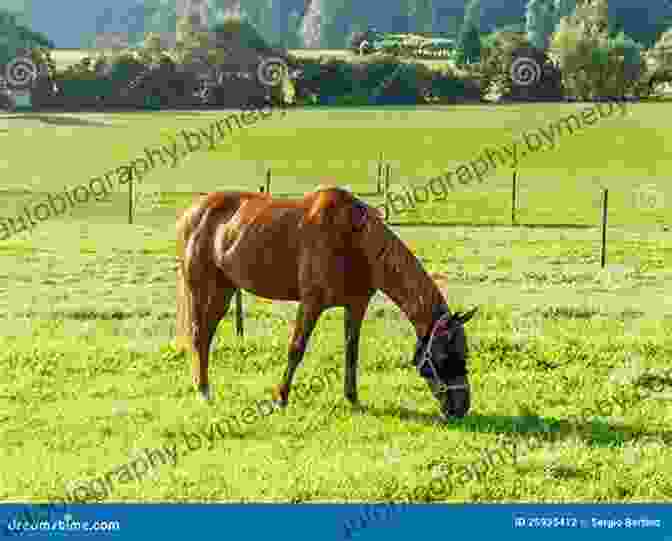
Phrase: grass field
[{"left": 1, "top": 103, "right": 671, "bottom": 506}]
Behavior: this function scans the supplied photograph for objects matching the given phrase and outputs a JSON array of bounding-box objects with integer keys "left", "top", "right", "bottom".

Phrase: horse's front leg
[{"left": 272, "top": 301, "right": 323, "bottom": 407}]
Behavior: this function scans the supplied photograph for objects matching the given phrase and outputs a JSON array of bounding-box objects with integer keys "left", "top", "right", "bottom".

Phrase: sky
[{"left": 9, "top": 0, "right": 140, "bottom": 48}]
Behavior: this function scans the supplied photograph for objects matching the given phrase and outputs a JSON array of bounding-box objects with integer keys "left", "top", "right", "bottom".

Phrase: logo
[
  {"left": 4, "top": 56, "right": 39, "bottom": 90},
  {"left": 256, "top": 57, "right": 303, "bottom": 87},
  {"left": 510, "top": 56, "right": 542, "bottom": 87},
  {"left": 257, "top": 57, "right": 290, "bottom": 87}
]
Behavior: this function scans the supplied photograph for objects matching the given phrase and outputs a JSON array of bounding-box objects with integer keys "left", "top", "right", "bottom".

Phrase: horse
[{"left": 175, "top": 186, "right": 478, "bottom": 419}]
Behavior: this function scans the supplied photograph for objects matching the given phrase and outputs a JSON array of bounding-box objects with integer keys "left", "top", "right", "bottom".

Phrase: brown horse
[{"left": 175, "top": 186, "right": 477, "bottom": 418}]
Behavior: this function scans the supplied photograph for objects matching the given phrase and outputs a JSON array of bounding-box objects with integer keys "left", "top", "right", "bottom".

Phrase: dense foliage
[
  {"left": 5, "top": 2, "right": 672, "bottom": 110},
  {"left": 79, "top": 0, "right": 672, "bottom": 50},
  {"left": 0, "top": 8, "right": 54, "bottom": 66}
]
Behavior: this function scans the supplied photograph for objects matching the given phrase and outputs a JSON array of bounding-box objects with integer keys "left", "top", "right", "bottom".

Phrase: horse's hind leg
[
  {"left": 189, "top": 273, "right": 236, "bottom": 401},
  {"left": 344, "top": 297, "right": 370, "bottom": 406}
]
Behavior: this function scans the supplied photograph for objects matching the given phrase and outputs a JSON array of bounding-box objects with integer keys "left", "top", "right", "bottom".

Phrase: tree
[
  {"left": 264, "top": 0, "right": 285, "bottom": 48},
  {"left": 410, "top": 0, "right": 434, "bottom": 34},
  {"left": 285, "top": 8, "right": 304, "bottom": 49},
  {"left": 235, "top": 0, "right": 287, "bottom": 47},
  {"left": 461, "top": 0, "right": 481, "bottom": 34},
  {"left": 457, "top": 0, "right": 482, "bottom": 64},
  {"left": 550, "top": 0, "right": 644, "bottom": 99},
  {"left": 649, "top": 27, "right": 672, "bottom": 73},
  {"left": 299, "top": 0, "right": 322, "bottom": 48},
  {"left": 642, "top": 27, "right": 672, "bottom": 96},
  {"left": 0, "top": 8, "right": 53, "bottom": 67},
  {"left": 573, "top": 0, "right": 609, "bottom": 37},
  {"left": 210, "top": 13, "right": 271, "bottom": 52},
  {"left": 461, "top": 26, "right": 482, "bottom": 63},
  {"left": 174, "top": 15, "right": 210, "bottom": 64},
  {"left": 609, "top": 31, "right": 645, "bottom": 90},
  {"left": 526, "top": 0, "right": 557, "bottom": 51},
  {"left": 479, "top": 30, "right": 532, "bottom": 97},
  {"left": 320, "top": 0, "right": 357, "bottom": 48},
  {"left": 142, "top": 0, "right": 178, "bottom": 40},
  {"left": 553, "top": 0, "right": 576, "bottom": 20}
]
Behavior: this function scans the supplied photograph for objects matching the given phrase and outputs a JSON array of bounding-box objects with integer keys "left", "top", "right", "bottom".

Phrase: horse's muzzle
[{"left": 427, "top": 376, "right": 470, "bottom": 419}]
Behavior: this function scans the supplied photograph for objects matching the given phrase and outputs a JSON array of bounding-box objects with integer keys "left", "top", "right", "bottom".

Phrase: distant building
[{"left": 2, "top": 0, "right": 32, "bottom": 27}]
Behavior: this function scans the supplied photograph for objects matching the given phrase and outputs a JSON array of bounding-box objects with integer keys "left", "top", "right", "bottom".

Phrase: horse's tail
[
  {"left": 175, "top": 197, "right": 209, "bottom": 353},
  {"left": 175, "top": 192, "right": 245, "bottom": 353}
]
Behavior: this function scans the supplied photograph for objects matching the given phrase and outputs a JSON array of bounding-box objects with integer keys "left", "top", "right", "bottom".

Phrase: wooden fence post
[
  {"left": 512, "top": 170, "right": 518, "bottom": 225},
  {"left": 601, "top": 188, "right": 609, "bottom": 268},
  {"left": 383, "top": 163, "right": 391, "bottom": 223},
  {"left": 128, "top": 175, "right": 134, "bottom": 224},
  {"left": 377, "top": 152, "right": 383, "bottom": 194}
]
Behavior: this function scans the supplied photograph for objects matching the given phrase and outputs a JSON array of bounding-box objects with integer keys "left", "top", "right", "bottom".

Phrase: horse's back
[{"left": 203, "top": 192, "right": 303, "bottom": 299}]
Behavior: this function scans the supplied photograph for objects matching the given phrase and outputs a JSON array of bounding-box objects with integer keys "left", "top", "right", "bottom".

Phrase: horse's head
[{"left": 414, "top": 306, "right": 478, "bottom": 419}]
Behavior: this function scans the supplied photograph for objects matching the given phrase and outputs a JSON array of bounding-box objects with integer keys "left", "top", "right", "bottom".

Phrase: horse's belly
[{"left": 214, "top": 222, "right": 300, "bottom": 299}]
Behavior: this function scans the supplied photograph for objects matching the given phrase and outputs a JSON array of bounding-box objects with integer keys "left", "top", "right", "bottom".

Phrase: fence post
[
  {"left": 600, "top": 188, "right": 609, "bottom": 268},
  {"left": 377, "top": 152, "right": 383, "bottom": 194},
  {"left": 383, "top": 163, "right": 391, "bottom": 223},
  {"left": 512, "top": 170, "right": 518, "bottom": 225},
  {"left": 128, "top": 175, "right": 134, "bottom": 224},
  {"left": 266, "top": 168, "right": 271, "bottom": 194}
]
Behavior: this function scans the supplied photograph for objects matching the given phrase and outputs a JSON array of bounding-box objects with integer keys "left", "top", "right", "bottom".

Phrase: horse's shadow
[{"left": 357, "top": 403, "right": 672, "bottom": 448}]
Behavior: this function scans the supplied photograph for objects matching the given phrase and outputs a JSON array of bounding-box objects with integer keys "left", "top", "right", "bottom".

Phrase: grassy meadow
[{"left": 1, "top": 103, "right": 671, "bottom": 505}]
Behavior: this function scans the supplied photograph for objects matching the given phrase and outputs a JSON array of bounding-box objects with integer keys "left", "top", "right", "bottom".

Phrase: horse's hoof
[
  {"left": 271, "top": 384, "right": 288, "bottom": 407},
  {"left": 197, "top": 384, "right": 212, "bottom": 402},
  {"left": 349, "top": 401, "right": 364, "bottom": 413}
]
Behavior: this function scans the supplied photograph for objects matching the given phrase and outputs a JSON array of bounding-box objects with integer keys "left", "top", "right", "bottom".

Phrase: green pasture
[{"left": 1, "top": 103, "right": 671, "bottom": 504}]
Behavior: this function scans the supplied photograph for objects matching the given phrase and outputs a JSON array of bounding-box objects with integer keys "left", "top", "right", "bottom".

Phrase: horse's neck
[{"left": 377, "top": 251, "right": 445, "bottom": 339}]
